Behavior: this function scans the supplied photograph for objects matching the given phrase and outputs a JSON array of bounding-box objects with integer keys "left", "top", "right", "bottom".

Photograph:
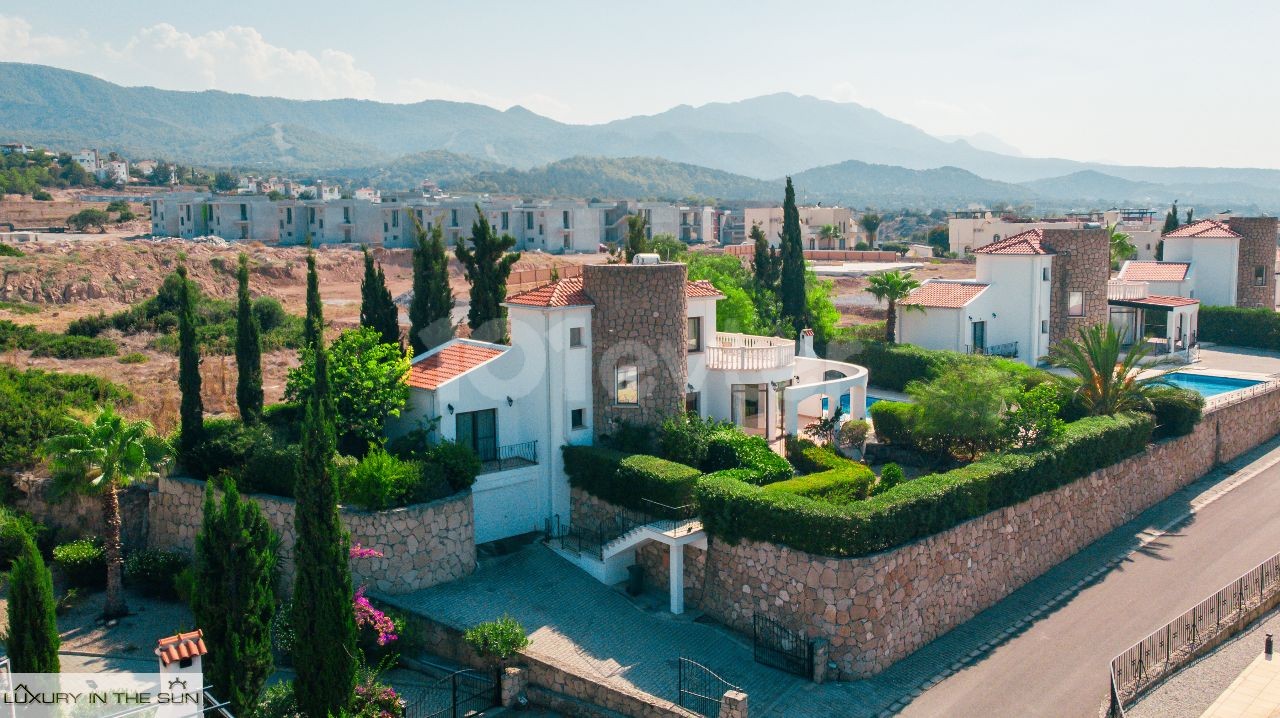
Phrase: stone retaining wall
[
  {"left": 695, "top": 383, "right": 1280, "bottom": 678},
  {"left": 12, "top": 474, "right": 151, "bottom": 550},
  {"left": 148, "top": 476, "right": 475, "bottom": 595}
]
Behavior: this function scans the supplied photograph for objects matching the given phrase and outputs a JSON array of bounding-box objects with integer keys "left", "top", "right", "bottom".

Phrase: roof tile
[
  {"left": 685, "top": 279, "right": 724, "bottom": 298},
  {"left": 156, "top": 629, "right": 208, "bottom": 666},
  {"left": 973, "top": 228, "right": 1050, "bottom": 255},
  {"left": 506, "top": 276, "right": 592, "bottom": 308},
  {"left": 902, "top": 281, "right": 989, "bottom": 308},
  {"left": 408, "top": 342, "right": 505, "bottom": 390},
  {"left": 1162, "top": 219, "right": 1242, "bottom": 239},
  {"left": 1117, "top": 261, "right": 1190, "bottom": 282}
]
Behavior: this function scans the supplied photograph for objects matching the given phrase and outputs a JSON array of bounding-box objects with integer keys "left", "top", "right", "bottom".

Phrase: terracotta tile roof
[
  {"left": 1117, "top": 261, "right": 1191, "bottom": 282},
  {"left": 156, "top": 629, "right": 207, "bottom": 666},
  {"left": 506, "top": 276, "right": 593, "bottom": 308},
  {"left": 1162, "top": 219, "right": 1242, "bottom": 239},
  {"left": 1117, "top": 294, "right": 1200, "bottom": 308},
  {"left": 902, "top": 281, "right": 989, "bottom": 308},
  {"left": 407, "top": 341, "right": 505, "bottom": 390},
  {"left": 973, "top": 228, "right": 1050, "bottom": 255},
  {"left": 685, "top": 280, "right": 724, "bottom": 298}
]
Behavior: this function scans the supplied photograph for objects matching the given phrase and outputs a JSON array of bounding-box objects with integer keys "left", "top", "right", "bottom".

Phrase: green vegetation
[
  {"left": 0, "top": 365, "right": 130, "bottom": 469},
  {"left": 1147, "top": 385, "right": 1206, "bottom": 439},
  {"left": 778, "top": 177, "right": 807, "bottom": 336},
  {"left": 7, "top": 533, "right": 60, "bottom": 673},
  {"left": 67, "top": 208, "right": 111, "bottom": 233},
  {"left": 235, "top": 254, "right": 264, "bottom": 423},
  {"left": 0, "top": 148, "right": 97, "bottom": 196},
  {"left": 123, "top": 548, "right": 189, "bottom": 600},
  {"left": 842, "top": 340, "right": 1040, "bottom": 392},
  {"left": 464, "top": 616, "right": 530, "bottom": 664},
  {"left": 43, "top": 406, "right": 171, "bottom": 617},
  {"left": 1198, "top": 306, "right": 1280, "bottom": 351},
  {"left": 384, "top": 433, "right": 480, "bottom": 495},
  {"left": 193, "top": 480, "right": 278, "bottom": 715},
  {"left": 1048, "top": 324, "right": 1164, "bottom": 415},
  {"left": 0, "top": 243, "right": 24, "bottom": 258},
  {"left": 408, "top": 214, "right": 454, "bottom": 355},
  {"left": 864, "top": 270, "right": 922, "bottom": 343},
  {"left": 0, "top": 320, "right": 118, "bottom": 358},
  {"left": 117, "top": 351, "right": 148, "bottom": 364},
  {"left": 360, "top": 247, "right": 400, "bottom": 347},
  {"left": 907, "top": 363, "right": 1021, "bottom": 460},
  {"left": 52, "top": 538, "right": 106, "bottom": 589},
  {"left": 335, "top": 448, "right": 450, "bottom": 510},
  {"left": 456, "top": 208, "right": 520, "bottom": 344},
  {"left": 177, "top": 266, "right": 204, "bottom": 466},
  {"left": 704, "top": 430, "right": 792, "bottom": 484}
]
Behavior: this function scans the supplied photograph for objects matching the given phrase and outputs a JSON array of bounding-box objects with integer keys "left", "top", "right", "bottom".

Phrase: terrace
[{"left": 706, "top": 332, "right": 795, "bottom": 371}]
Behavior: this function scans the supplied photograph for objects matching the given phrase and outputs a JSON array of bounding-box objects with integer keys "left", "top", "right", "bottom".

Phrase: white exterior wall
[
  {"left": 684, "top": 297, "right": 717, "bottom": 417},
  {"left": 1163, "top": 237, "right": 1239, "bottom": 305},
  {"left": 974, "top": 253, "right": 1054, "bottom": 363},
  {"left": 898, "top": 305, "right": 967, "bottom": 353}
]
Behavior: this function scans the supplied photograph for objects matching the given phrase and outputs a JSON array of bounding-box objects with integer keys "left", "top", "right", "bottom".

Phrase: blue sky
[{"left": 3, "top": 0, "right": 1278, "bottom": 168}]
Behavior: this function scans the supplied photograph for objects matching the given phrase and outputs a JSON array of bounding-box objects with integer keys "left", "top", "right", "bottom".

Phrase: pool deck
[{"left": 1136, "top": 345, "right": 1280, "bottom": 384}]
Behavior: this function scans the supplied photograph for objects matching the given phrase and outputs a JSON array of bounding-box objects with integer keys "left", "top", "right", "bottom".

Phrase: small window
[
  {"left": 501, "top": 211, "right": 509, "bottom": 230},
  {"left": 451, "top": 209, "right": 459, "bottom": 227},
  {"left": 1041, "top": 319, "right": 1049, "bottom": 334},
  {"left": 687, "top": 316, "right": 702, "bottom": 352},
  {"left": 569, "top": 327, "right": 584, "bottom": 347},
  {"left": 526, "top": 213, "right": 534, "bottom": 230},
  {"left": 563, "top": 210, "right": 571, "bottom": 228},
  {"left": 685, "top": 392, "right": 701, "bottom": 414},
  {"left": 616, "top": 365, "right": 638, "bottom": 405},
  {"left": 1255, "top": 266, "right": 1267, "bottom": 286},
  {"left": 992, "top": 234, "right": 1001, "bottom": 242},
  {"left": 1067, "top": 291, "right": 1085, "bottom": 317},
  {"left": 571, "top": 408, "right": 585, "bottom": 429},
  {"left": 1042, "top": 267, "right": 1050, "bottom": 281}
]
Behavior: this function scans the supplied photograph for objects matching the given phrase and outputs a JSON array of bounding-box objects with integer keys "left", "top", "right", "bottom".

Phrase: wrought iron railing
[
  {"left": 547, "top": 498, "right": 699, "bottom": 560},
  {"left": 1108, "top": 549, "right": 1280, "bottom": 714},
  {"left": 478, "top": 440, "right": 538, "bottom": 474},
  {"left": 677, "top": 657, "right": 740, "bottom": 717},
  {"left": 968, "top": 341, "right": 1018, "bottom": 358}
]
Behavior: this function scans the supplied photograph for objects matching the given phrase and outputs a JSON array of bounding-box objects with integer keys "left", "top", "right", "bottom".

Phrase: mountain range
[{"left": 2, "top": 62, "right": 1278, "bottom": 210}]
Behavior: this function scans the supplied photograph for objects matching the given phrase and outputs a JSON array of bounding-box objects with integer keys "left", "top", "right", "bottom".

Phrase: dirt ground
[
  {"left": 824, "top": 258, "right": 976, "bottom": 327},
  {"left": 0, "top": 187, "right": 155, "bottom": 230}
]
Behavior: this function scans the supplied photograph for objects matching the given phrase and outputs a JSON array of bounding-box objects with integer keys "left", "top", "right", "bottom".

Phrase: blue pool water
[
  {"left": 1161, "top": 372, "right": 1263, "bottom": 398},
  {"left": 822, "top": 395, "right": 882, "bottom": 414}
]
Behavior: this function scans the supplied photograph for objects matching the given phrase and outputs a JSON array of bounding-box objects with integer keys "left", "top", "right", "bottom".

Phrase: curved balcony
[{"left": 706, "top": 332, "right": 795, "bottom": 371}]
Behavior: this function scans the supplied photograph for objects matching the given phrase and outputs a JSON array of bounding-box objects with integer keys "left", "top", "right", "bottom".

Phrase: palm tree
[
  {"left": 864, "top": 270, "right": 922, "bottom": 343},
  {"left": 818, "top": 223, "right": 842, "bottom": 249},
  {"left": 859, "top": 212, "right": 883, "bottom": 248},
  {"left": 43, "top": 406, "right": 170, "bottom": 618},
  {"left": 1047, "top": 324, "right": 1167, "bottom": 416},
  {"left": 1107, "top": 223, "right": 1137, "bottom": 269}
]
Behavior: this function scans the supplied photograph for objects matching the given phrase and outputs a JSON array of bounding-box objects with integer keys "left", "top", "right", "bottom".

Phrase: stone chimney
[
  {"left": 1227, "top": 217, "right": 1278, "bottom": 309},
  {"left": 156, "top": 629, "right": 207, "bottom": 716},
  {"left": 1041, "top": 228, "right": 1110, "bottom": 346}
]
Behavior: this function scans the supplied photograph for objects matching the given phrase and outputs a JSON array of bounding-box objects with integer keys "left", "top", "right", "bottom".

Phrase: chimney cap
[{"left": 156, "top": 629, "right": 208, "bottom": 665}]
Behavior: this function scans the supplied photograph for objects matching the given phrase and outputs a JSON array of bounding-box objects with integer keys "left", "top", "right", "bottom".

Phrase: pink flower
[
  {"left": 352, "top": 586, "right": 399, "bottom": 645},
  {"left": 350, "top": 544, "right": 385, "bottom": 560}
]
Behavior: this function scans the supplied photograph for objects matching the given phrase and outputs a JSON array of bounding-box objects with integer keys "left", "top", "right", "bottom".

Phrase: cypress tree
[
  {"left": 750, "top": 222, "right": 779, "bottom": 294},
  {"left": 1162, "top": 201, "right": 1180, "bottom": 234},
  {"left": 291, "top": 337, "right": 356, "bottom": 717},
  {"left": 7, "top": 533, "right": 59, "bottom": 673},
  {"left": 235, "top": 253, "right": 264, "bottom": 424},
  {"left": 409, "top": 214, "right": 454, "bottom": 356},
  {"left": 360, "top": 247, "right": 401, "bottom": 347},
  {"left": 177, "top": 265, "right": 204, "bottom": 463},
  {"left": 303, "top": 251, "right": 323, "bottom": 350},
  {"left": 625, "top": 213, "right": 649, "bottom": 262},
  {"left": 778, "top": 177, "right": 808, "bottom": 336},
  {"left": 455, "top": 206, "right": 520, "bottom": 344},
  {"left": 192, "top": 480, "right": 276, "bottom": 715}
]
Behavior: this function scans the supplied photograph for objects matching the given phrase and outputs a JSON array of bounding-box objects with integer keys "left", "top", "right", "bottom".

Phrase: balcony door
[
  {"left": 731, "top": 383, "right": 767, "bottom": 432},
  {"left": 456, "top": 408, "right": 497, "bottom": 462}
]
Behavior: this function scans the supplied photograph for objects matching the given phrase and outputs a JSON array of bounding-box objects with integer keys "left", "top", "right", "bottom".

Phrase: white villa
[
  {"left": 386, "top": 259, "right": 868, "bottom": 559},
  {"left": 1117, "top": 217, "right": 1278, "bottom": 309}
]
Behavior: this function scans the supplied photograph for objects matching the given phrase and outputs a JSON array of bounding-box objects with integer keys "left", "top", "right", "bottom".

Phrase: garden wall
[
  {"left": 148, "top": 476, "right": 476, "bottom": 595},
  {"left": 695, "top": 384, "right": 1280, "bottom": 678},
  {"left": 12, "top": 474, "right": 150, "bottom": 550}
]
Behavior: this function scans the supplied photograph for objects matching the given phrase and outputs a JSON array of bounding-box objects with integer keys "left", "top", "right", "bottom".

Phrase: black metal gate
[
  {"left": 415, "top": 668, "right": 499, "bottom": 718},
  {"left": 677, "top": 657, "right": 740, "bottom": 718},
  {"left": 753, "top": 614, "right": 813, "bottom": 678}
]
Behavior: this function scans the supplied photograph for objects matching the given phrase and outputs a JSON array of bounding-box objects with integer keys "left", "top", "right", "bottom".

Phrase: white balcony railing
[
  {"left": 705, "top": 332, "right": 795, "bottom": 371},
  {"left": 1108, "top": 280, "right": 1150, "bottom": 301}
]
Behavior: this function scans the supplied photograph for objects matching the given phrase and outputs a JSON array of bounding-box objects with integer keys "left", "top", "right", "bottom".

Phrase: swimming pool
[
  {"left": 822, "top": 395, "right": 882, "bottom": 414},
  {"left": 1161, "top": 372, "right": 1263, "bottom": 398}
]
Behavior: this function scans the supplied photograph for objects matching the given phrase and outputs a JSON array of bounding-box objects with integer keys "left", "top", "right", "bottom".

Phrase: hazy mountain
[
  {"left": 325, "top": 150, "right": 509, "bottom": 189},
  {"left": 192, "top": 123, "right": 386, "bottom": 169},
  {"left": 939, "top": 133, "right": 1025, "bottom": 157},
  {"left": 451, "top": 156, "right": 775, "bottom": 200},
  {"left": 1021, "top": 170, "right": 1276, "bottom": 212},
  {"left": 791, "top": 160, "right": 1035, "bottom": 207}
]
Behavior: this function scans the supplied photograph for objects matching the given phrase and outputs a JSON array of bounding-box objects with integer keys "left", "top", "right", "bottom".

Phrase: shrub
[
  {"left": 0, "top": 243, "right": 23, "bottom": 257},
  {"left": 0, "top": 320, "right": 117, "bottom": 358},
  {"left": 386, "top": 428, "right": 431, "bottom": 462},
  {"left": 31, "top": 189, "right": 52, "bottom": 201},
  {"left": 615, "top": 454, "right": 703, "bottom": 513},
  {"left": 0, "top": 365, "right": 131, "bottom": 469},
  {"left": 254, "top": 680, "right": 301, "bottom": 718},
  {"left": 842, "top": 342, "right": 957, "bottom": 391},
  {"left": 464, "top": 615, "right": 530, "bottom": 663},
  {"left": 773, "top": 440, "right": 874, "bottom": 502},
  {"left": 184, "top": 418, "right": 261, "bottom": 481},
  {"left": 0, "top": 507, "right": 40, "bottom": 570},
  {"left": 240, "top": 438, "right": 300, "bottom": 497},
  {"left": 908, "top": 363, "right": 1020, "bottom": 460},
  {"left": 600, "top": 420, "right": 655, "bottom": 454},
  {"left": 869, "top": 401, "right": 918, "bottom": 446},
  {"left": 124, "top": 549, "right": 190, "bottom": 600},
  {"left": 53, "top": 538, "right": 106, "bottom": 589},
  {"left": 695, "top": 412, "right": 1154, "bottom": 557},
  {"left": 837, "top": 419, "right": 870, "bottom": 453},
  {"left": 1198, "top": 306, "right": 1280, "bottom": 350},
  {"left": 563, "top": 444, "right": 630, "bottom": 493},
  {"left": 338, "top": 449, "right": 422, "bottom": 511},
  {"left": 349, "top": 668, "right": 406, "bottom": 718},
  {"left": 271, "top": 600, "right": 296, "bottom": 657},
  {"left": 657, "top": 413, "right": 730, "bottom": 468},
  {"left": 117, "top": 351, "right": 148, "bottom": 364},
  {"left": 876, "top": 463, "right": 905, "bottom": 494},
  {"left": 429, "top": 440, "right": 480, "bottom": 492},
  {"left": 1147, "top": 386, "right": 1205, "bottom": 439},
  {"left": 704, "top": 430, "right": 792, "bottom": 484},
  {"left": 174, "top": 566, "right": 195, "bottom": 605},
  {"left": 262, "top": 403, "right": 303, "bottom": 444}
]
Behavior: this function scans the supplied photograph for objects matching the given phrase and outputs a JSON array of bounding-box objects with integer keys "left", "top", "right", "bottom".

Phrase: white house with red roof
[{"left": 388, "top": 260, "right": 868, "bottom": 546}]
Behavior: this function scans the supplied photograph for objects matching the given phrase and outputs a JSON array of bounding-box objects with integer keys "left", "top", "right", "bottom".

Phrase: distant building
[
  {"left": 742, "top": 205, "right": 859, "bottom": 249},
  {"left": 1118, "top": 216, "right": 1279, "bottom": 308},
  {"left": 72, "top": 149, "right": 100, "bottom": 173},
  {"left": 0, "top": 142, "right": 34, "bottom": 155},
  {"left": 948, "top": 208, "right": 1162, "bottom": 260}
]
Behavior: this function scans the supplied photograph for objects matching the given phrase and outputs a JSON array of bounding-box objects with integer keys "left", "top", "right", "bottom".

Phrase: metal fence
[
  {"left": 1204, "top": 378, "right": 1280, "bottom": 411},
  {"left": 546, "top": 498, "right": 697, "bottom": 560},
  {"left": 411, "top": 668, "right": 499, "bottom": 718},
  {"left": 753, "top": 614, "right": 814, "bottom": 679},
  {"left": 478, "top": 440, "right": 539, "bottom": 474},
  {"left": 1108, "top": 549, "right": 1280, "bottom": 714},
  {"left": 677, "top": 657, "right": 740, "bottom": 717}
]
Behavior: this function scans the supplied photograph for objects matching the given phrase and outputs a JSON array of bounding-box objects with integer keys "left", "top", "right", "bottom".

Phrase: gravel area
[{"left": 1129, "top": 607, "right": 1280, "bottom": 718}]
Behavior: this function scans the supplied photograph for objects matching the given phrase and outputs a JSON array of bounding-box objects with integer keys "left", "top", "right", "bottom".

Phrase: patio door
[
  {"left": 457, "top": 409, "right": 497, "bottom": 462},
  {"left": 972, "top": 321, "right": 986, "bottom": 353}
]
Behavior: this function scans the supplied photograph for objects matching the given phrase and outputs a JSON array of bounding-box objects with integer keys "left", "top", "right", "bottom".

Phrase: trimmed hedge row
[
  {"left": 868, "top": 401, "right": 918, "bottom": 445},
  {"left": 1198, "top": 306, "right": 1280, "bottom": 351},
  {"left": 704, "top": 430, "right": 793, "bottom": 484},
  {"left": 695, "top": 412, "right": 1155, "bottom": 557},
  {"left": 1148, "top": 386, "right": 1205, "bottom": 439},
  {"left": 562, "top": 445, "right": 701, "bottom": 516},
  {"left": 843, "top": 341, "right": 1045, "bottom": 392}
]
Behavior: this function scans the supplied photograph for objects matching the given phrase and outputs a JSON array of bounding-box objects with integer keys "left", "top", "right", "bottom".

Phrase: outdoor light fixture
[
  {"left": 507, "top": 396, "right": 514, "bottom": 406},
  {"left": 687, "top": 383, "right": 695, "bottom": 392},
  {"left": 992, "top": 312, "right": 998, "bottom": 318},
  {"left": 447, "top": 404, "right": 454, "bottom": 414}
]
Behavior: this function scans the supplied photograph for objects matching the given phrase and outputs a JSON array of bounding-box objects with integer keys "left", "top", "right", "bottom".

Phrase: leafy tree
[
  {"left": 360, "top": 247, "right": 400, "bottom": 347},
  {"left": 286, "top": 327, "right": 409, "bottom": 456},
  {"left": 1004, "top": 383, "right": 1065, "bottom": 448},
  {"left": 105, "top": 199, "right": 129, "bottom": 213},
  {"left": 1162, "top": 201, "right": 1180, "bottom": 234},
  {"left": 235, "top": 254, "right": 263, "bottom": 424},
  {"left": 750, "top": 223, "right": 779, "bottom": 296},
  {"left": 864, "top": 270, "right": 922, "bottom": 343},
  {"left": 116, "top": 208, "right": 136, "bottom": 222},
  {"left": 818, "top": 223, "right": 843, "bottom": 248},
  {"left": 687, "top": 254, "right": 770, "bottom": 335},
  {"left": 455, "top": 208, "right": 520, "bottom": 343},
  {"left": 778, "top": 177, "right": 808, "bottom": 336},
  {"left": 42, "top": 406, "right": 170, "bottom": 617},
  {"left": 409, "top": 214, "right": 454, "bottom": 356},
  {"left": 176, "top": 265, "right": 204, "bottom": 463},
  {"left": 859, "top": 212, "right": 883, "bottom": 247},
  {"left": 67, "top": 208, "right": 110, "bottom": 233},
  {"left": 648, "top": 233, "right": 686, "bottom": 260},
  {"left": 291, "top": 338, "right": 357, "bottom": 717},
  {"left": 1107, "top": 223, "right": 1137, "bottom": 268},
  {"left": 7, "top": 533, "right": 59, "bottom": 672},
  {"left": 1048, "top": 323, "right": 1166, "bottom": 416},
  {"left": 213, "top": 171, "right": 239, "bottom": 193},
  {"left": 303, "top": 252, "right": 323, "bottom": 350},
  {"left": 1185, "top": 208, "right": 1194, "bottom": 224},
  {"left": 805, "top": 272, "right": 841, "bottom": 351},
  {"left": 192, "top": 480, "right": 277, "bottom": 715},
  {"left": 624, "top": 213, "right": 649, "bottom": 262},
  {"left": 907, "top": 363, "right": 1019, "bottom": 461}
]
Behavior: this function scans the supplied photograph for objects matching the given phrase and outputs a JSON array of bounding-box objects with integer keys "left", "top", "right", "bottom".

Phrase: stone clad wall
[
  {"left": 584, "top": 263, "right": 688, "bottom": 434},
  {"left": 1227, "top": 217, "right": 1278, "bottom": 309},
  {"left": 696, "top": 384, "right": 1280, "bottom": 678},
  {"left": 1042, "top": 228, "right": 1110, "bottom": 346},
  {"left": 149, "top": 476, "right": 475, "bottom": 595},
  {"left": 12, "top": 475, "right": 150, "bottom": 550}
]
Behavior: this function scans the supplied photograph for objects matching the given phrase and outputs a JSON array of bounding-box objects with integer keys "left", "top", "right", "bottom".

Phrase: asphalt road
[{"left": 899, "top": 440, "right": 1280, "bottom": 718}]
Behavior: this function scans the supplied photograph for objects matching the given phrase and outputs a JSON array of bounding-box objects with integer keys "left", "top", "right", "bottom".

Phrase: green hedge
[
  {"left": 1199, "top": 306, "right": 1280, "bottom": 350},
  {"left": 695, "top": 412, "right": 1154, "bottom": 557},
  {"left": 704, "top": 430, "right": 792, "bottom": 484},
  {"left": 772, "top": 440, "right": 875, "bottom": 503},
  {"left": 842, "top": 341, "right": 1047, "bottom": 392},
  {"left": 1147, "top": 386, "right": 1205, "bottom": 439},
  {"left": 0, "top": 320, "right": 117, "bottom": 358},
  {"left": 53, "top": 538, "right": 106, "bottom": 589},
  {"left": 868, "top": 401, "right": 918, "bottom": 445},
  {"left": 563, "top": 445, "right": 702, "bottom": 517}
]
